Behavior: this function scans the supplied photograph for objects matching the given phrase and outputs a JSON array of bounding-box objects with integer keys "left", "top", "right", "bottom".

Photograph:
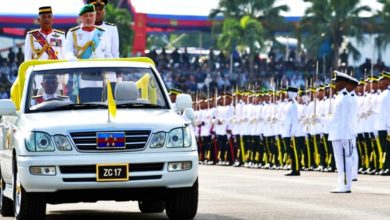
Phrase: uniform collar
[
  {"left": 81, "top": 25, "right": 95, "bottom": 32},
  {"left": 43, "top": 93, "right": 58, "bottom": 100},
  {"left": 40, "top": 28, "right": 52, "bottom": 35}
]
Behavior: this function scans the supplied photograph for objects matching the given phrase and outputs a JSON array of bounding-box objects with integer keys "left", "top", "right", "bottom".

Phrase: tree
[
  {"left": 301, "top": 0, "right": 371, "bottom": 68},
  {"left": 210, "top": 0, "right": 287, "bottom": 82},
  {"left": 218, "top": 16, "right": 263, "bottom": 82},
  {"left": 374, "top": 0, "right": 390, "bottom": 60},
  {"left": 210, "top": 0, "right": 289, "bottom": 42},
  {"left": 104, "top": 3, "right": 133, "bottom": 57}
]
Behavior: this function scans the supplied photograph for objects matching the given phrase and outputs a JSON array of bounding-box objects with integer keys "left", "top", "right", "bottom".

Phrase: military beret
[
  {"left": 39, "top": 6, "right": 52, "bottom": 15},
  {"left": 79, "top": 4, "right": 95, "bottom": 16}
]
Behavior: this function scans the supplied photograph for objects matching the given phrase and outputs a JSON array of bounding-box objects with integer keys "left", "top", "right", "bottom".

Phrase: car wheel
[
  {"left": 0, "top": 172, "right": 14, "bottom": 217},
  {"left": 13, "top": 167, "right": 46, "bottom": 220},
  {"left": 138, "top": 200, "right": 165, "bottom": 213},
  {"left": 166, "top": 179, "right": 198, "bottom": 220}
]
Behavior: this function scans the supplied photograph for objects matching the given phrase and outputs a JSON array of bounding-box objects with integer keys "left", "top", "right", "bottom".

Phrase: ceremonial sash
[
  {"left": 31, "top": 31, "right": 58, "bottom": 60},
  {"left": 74, "top": 28, "right": 104, "bottom": 59}
]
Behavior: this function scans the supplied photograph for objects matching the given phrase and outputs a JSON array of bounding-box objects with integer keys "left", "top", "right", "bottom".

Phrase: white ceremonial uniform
[
  {"left": 24, "top": 29, "right": 65, "bottom": 60},
  {"left": 328, "top": 88, "right": 353, "bottom": 192},
  {"left": 282, "top": 99, "right": 299, "bottom": 138},
  {"left": 64, "top": 25, "right": 112, "bottom": 60},
  {"left": 296, "top": 103, "right": 307, "bottom": 138},
  {"left": 374, "top": 86, "right": 390, "bottom": 132},
  {"left": 98, "top": 22, "right": 119, "bottom": 58},
  {"left": 349, "top": 91, "right": 359, "bottom": 180}
]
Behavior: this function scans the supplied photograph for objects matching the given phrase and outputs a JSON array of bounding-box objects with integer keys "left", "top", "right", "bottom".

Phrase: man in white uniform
[
  {"left": 328, "top": 71, "right": 354, "bottom": 193},
  {"left": 282, "top": 87, "right": 300, "bottom": 176},
  {"left": 88, "top": 0, "right": 120, "bottom": 58},
  {"left": 24, "top": 6, "right": 65, "bottom": 61},
  {"left": 64, "top": 4, "right": 112, "bottom": 60}
]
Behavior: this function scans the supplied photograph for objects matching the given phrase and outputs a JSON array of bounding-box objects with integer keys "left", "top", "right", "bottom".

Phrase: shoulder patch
[
  {"left": 104, "top": 22, "right": 116, "bottom": 26},
  {"left": 27, "top": 29, "right": 39, "bottom": 34},
  {"left": 53, "top": 29, "right": 65, "bottom": 34},
  {"left": 95, "top": 26, "right": 105, "bottom": 31},
  {"left": 69, "top": 26, "right": 80, "bottom": 32}
]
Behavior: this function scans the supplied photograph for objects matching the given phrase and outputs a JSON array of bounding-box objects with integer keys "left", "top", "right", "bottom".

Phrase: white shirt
[
  {"left": 328, "top": 88, "right": 352, "bottom": 141},
  {"left": 24, "top": 29, "right": 65, "bottom": 60}
]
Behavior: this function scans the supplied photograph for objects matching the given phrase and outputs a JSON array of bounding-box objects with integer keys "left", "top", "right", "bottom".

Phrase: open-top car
[{"left": 0, "top": 58, "right": 198, "bottom": 220}]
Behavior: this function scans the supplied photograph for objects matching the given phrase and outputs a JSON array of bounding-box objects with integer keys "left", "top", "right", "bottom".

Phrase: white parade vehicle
[{"left": 0, "top": 58, "right": 198, "bottom": 220}]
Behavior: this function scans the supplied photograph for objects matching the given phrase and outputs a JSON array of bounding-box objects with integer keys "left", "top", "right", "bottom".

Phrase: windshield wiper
[{"left": 116, "top": 103, "right": 163, "bottom": 108}]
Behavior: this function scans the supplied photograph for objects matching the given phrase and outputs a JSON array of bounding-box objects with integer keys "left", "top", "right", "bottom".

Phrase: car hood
[{"left": 18, "top": 109, "right": 186, "bottom": 134}]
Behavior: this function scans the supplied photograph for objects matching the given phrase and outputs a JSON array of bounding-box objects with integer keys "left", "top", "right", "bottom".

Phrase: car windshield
[{"left": 26, "top": 67, "right": 168, "bottom": 112}]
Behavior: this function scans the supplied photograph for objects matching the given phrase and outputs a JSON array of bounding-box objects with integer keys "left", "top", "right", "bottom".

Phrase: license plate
[
  {"left": 96, "top": 132, "right": 126, "bottom": 149},
  {"left": 96, "top": 164, "right": 129, "bottom": 182}
]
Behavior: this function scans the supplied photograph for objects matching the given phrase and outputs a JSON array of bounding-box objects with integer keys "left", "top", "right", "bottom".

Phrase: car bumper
[{"left": 17, "top": 151, "right": 198, "bottom": 193}]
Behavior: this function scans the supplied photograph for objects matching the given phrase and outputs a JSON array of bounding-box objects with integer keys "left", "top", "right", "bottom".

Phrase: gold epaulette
[
  {"left": 104, "top": 22, "right": 116, "bottom": 26},
  {"left": 27, "top": 29, "right": 39, "bottom": 34},
  {"left": 95, "top": 26, "right": 105, "bottom": 31},
  {"left": 69, "top": 26, "right": 80, "bottom": 32},
  {"left": 53, "top": 29, "right": 65, "bottom": 35}
]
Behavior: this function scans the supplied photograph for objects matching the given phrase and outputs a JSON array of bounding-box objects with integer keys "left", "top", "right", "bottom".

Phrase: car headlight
[
  {"left": 167, "top": 127, "right": 192, "bottom": 148},
  {"left": 54, "top": 135, "right": 73, "bottom": 151},
  {"left": 25, "top": 132, "right": 55, "bottom": 152},
  {"left": 149, "top": 132, "right": 166, "bottom": 148}
]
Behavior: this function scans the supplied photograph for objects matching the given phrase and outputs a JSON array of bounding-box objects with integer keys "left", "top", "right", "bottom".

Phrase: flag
[{"left": 107, "top": 80, "right": 116, "bottom": 117}]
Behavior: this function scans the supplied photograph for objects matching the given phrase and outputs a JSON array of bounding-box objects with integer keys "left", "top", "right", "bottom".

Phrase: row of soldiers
[
  {"left": 24, "top": 0, "right": 118, "bottom": 61},
  {"left": 192, "top": 72, "right": 390, "bottom": 178}
]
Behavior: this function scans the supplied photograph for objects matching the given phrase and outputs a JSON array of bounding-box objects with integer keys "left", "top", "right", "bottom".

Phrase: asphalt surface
[{"left": 2, "top": 165, "right": 390, "bottom": 220}]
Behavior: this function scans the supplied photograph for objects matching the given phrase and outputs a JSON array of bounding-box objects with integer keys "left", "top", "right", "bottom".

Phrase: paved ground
[{"left": 2, "top": 165, "right": 390, "bottom": 220}]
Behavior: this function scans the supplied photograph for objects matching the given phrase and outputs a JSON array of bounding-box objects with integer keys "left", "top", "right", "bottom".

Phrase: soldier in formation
[{"left": 193, "top": 71, "right": 390, "bottom": 184}]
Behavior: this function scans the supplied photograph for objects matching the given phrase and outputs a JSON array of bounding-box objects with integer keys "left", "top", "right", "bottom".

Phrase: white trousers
[
  {"left": 332, "top": 139, "right": 353, "bottom": 190},
  {"left": 351, "top": 137, "right": 358, "bottom": 179}
]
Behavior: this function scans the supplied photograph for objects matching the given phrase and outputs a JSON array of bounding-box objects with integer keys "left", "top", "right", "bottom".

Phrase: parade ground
[{"left": 3, "top": 165, "right": 389, "bottom": 220}]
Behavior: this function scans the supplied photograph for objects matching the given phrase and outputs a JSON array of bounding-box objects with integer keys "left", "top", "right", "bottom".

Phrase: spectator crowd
[{"left": 0, "top": 46, "right": 389, "bottom": 99}]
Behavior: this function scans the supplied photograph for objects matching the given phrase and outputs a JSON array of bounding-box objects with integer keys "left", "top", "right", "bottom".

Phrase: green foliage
[
  {"left": 301, "top": 0, "right": 371, "bottom": 67},
  {"left": 104, "top": 3, "right": 133, "bottom": 57}
]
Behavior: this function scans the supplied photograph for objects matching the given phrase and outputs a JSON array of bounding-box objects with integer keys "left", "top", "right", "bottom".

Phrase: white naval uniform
[
  {"left": 24, "top": 29, "right": 65, "bottom": 60},
  {"left": 374, "top": 87, "right": 390, "bottom": 132},
  {"left": 328, "top": 88, "right": 353, "bottom": 191},
  {"left": 64, "top": 25, "right": 112, "bottom": 60},
  {"left": 97, "top": 22, "right": 119, "bottom": 58},
  {"left": 282, "top": 99, "right": 299, "bottom": 138},
  {"left": 349, "top": 91, "right": 359, "bottom": 180}
]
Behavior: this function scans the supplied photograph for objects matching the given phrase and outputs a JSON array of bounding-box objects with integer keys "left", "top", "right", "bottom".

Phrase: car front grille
[
  {"left": 59, "top": 163, "right": 165, "bottom": 174},
  {"left": 69, "top": 130, "right": 151, "bottom": 152}
]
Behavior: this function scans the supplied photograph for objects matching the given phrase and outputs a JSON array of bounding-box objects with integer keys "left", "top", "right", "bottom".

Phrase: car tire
[
  {"left": 166, "top": 179, "right": 198, "bottom": 220},
  {"left": 13, "top": 166, "right": 46, "bottom": 220},
  {"left": 0, "top": 172, "right": 14, "bottom": 217},
  {"left": 138, "top": 200, "right": 165, "bottom": 213}
]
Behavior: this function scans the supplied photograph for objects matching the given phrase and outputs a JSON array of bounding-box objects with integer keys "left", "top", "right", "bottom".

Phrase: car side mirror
[
  {"left": 0, "top": 99, "right": 17, "bottom": 116},
  {"left": 175, "top": 94, "right": 192, "bottom": 112}
]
